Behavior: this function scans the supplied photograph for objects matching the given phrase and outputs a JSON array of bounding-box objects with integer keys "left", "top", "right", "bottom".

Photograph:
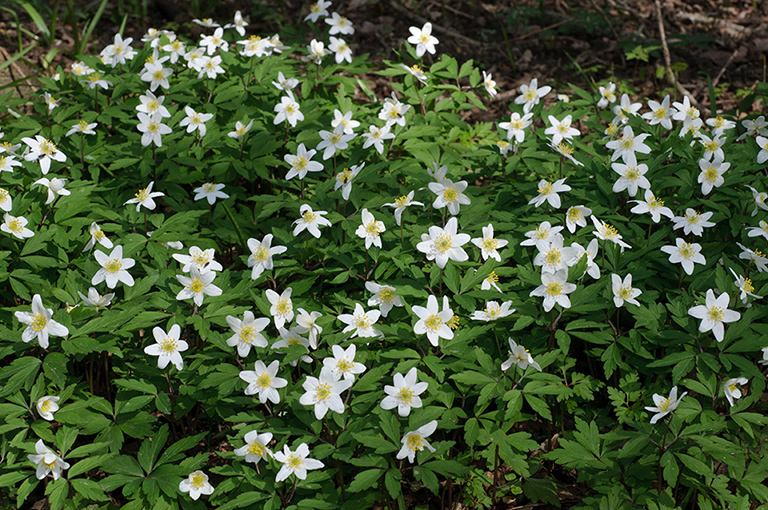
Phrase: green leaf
[
  {"left": 661, "top": 450, "right": 679, "bottom": 487},
  {"left": 348, "top": 469, "right": 383, "bottom": 492}
]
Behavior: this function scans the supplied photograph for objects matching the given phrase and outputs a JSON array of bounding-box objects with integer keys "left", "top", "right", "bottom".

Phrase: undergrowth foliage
[{"left": 0, "top": 4, "right": 767, "bottom": 510}]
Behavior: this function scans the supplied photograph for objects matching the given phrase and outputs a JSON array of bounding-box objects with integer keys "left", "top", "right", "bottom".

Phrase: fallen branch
[{"left": 654, "top": 0, "right": 698, "bottom": 106}]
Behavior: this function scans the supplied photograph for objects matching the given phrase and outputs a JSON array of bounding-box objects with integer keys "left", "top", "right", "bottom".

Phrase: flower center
[
  {"left": 524, "top": 89, "right": 536, "bottom": 101},
  {"left": 78, "top": 120, "right": 89, "bottom": 131},
  {"left": 434, "top": 233, "right": 452, "bottom": 253},
  {"left": 93, "top": 229, "right": 105, "bottom": 240},
  {"left": 40, "top": 400, "right": 52, "bottom": 412},
  {"left": 744, "top": 278, "right": 754, "bottom": 293},
  {"left": 654, "top": 108, "right": 666, "bottom": 119},
  {"left": 484, "top": 303, "right": 500, "bottom": 318},
  {"left": 337, "top": 359, "right": 353, "bottom": 373},
  {"left": 704, "top": 168, "right": 718, "bottom": 182},
  {"left": 625, "top": 167, "right": 640, "bottom": 180},
  {"left": 8, "top": 218, "right": 22, "bottom": 232},
  {"left": 708, "top": 306, "right": 723, "bottom": 322},
  {"left": 337, "top": 168, "right": 352, "bottom": 183},
  {"left": 394, "top": 195, "right": 409, "bottom": 207},
  {"left": 203, "top": 183, "right": 216, "bottom": 193},
  {"left": 398, "top": 387, "right": 414, "bottom": 404},
  {"left": 605, "top": 123, "right": 618, "bottom": 136},
  {"left": 618, "top": 286, "right": 632, "bottom": 299},
  {"left": 0, "top": 189, "right": 8, "bottom": 202},
  {"left": 188, "top": 278, "right": 204, "bottom": 293},
  {"left": 88, "top": 72, "right": 102, "bottom": 82},
  {"left": 275, "top": 298, "right": 293, "bottom": 315},
  {"left": 679, "top": 243, "right": 693, "bottom": 258},
  {"left": 248, "top": 442, "right": 266, "bottom": 457},
  {"left": 153, "top": 70, "right": 165, "bottom": 81},
  {"left": 295, "top": 157, "right": 307, "bottom": 170},
  {"left": 191, "top": 474, "right": 205, "bottom": 489},
  {"left": 286, "top": 454, "right": 303, "bottom": 469},
  {"left": 538, "top": 182, "right": 553, "bottom": 195},
  {"left": 687, "top": 106, "right": 699, "bottom": 119},
  {"left": 545, "top": 248, "right": 561, "bottom": 265},
  {"left": 482, "top": 238, "right": 498, "bottom": 251},
  {"left": 31, "top": 313, "right": 47, "bottom": 331},
  {"left": 256, "top": 373, "right": 272, "bottom": 389},
  {"left": 703, "top": 141, "right": 718, "bottom": 152},
  {"left": 534, "top": 227, "right": 549, "bottom": 239},
  {"left": 419, "top": 34, "right": 431, "bottom": 44},
  {"left": 658, "top": 397, "right": 671, "bottom": 411},
  {"left": 161, "top": 338, "right": 177, "bottom": 353},
  {"left": 286, "top": 104, "right": 297, "bottom": 115},
  {"left": 685, "top": 211, "right": 701, "bottom": 224},
  {"left": 546, "top": 282, "right": 563, "bottom": 296},
  {"left": 601, "top": 223, "right": 619, "bottom": 239},
  {"left": 365, "top": 222, "right": 382, "bottom": 236},
  {"left": 486, "top": 271, "right": 498, "bottom": 283},
  {"left": 40, "top": 140, "right": 57, "bottom": 156},
  {"left": 557, "top": 142, "right": 574, "bottom": 155},
  {"left": 315, "top": 382, "right": 332, "bottom": 401},
  {"left": 568, "top": 208, "right": 581, "bottom": 221},
  {"left": 302, "top": 210, "right": 317, "bottom": 222},
  {"left": 354, "top": 314, "right": 371, "bottom": 330},
  {"left": 379, "top": 288, "right": 395, "bottom": 304},
  {"left": 148, "top": 121, "right": 160, "bottom": 133},
  {"left": 240, "top": 326, "right": 255, "bottom": 344},
  {"left": 252, "top": 246, "right": 268, "bottom": 262},
  {"left": 406, "top": 433, "right": 424, "bottom": 450},
  {"left": 648, "top": 195, "right": 664, "bottom": 208},
  {"left": 443, "top": 188, "right": 458, "bottom": 203},
  {"left": 447, "top": 315, "right": 460, "bottom": 329},
  {"left": 105, "top": 259, "right": 122, "bottom": 273},
  {"left": 147, "top": 100, "right": 158, "bottom": 111},
  {"left": 425, "top": 314, "right": 443, "bottom": 331}
]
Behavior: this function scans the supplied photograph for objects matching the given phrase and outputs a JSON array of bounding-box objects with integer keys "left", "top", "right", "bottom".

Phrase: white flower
[
  {"left": 355, "top": 208, "right": 385, "bottom": 249},
  {"left": 611, "top": 274, "right": 642, "bottom": 307},
  {"left": 499, "top": 112, "right": 533, "bottom": 143},
  {"left": 482, "top": 71, "right": 497, "bottom": 97},
  {"left": 407, "top": 22, "right": 438, "bottom": 57},
  {"left": 228, "top": 119, "right": 253, "bottom": 139},
  {"left": 124, "top": 181, "right": 164, "bottom": 211},
  {"left": 264, "top": 288, "right": 294, "bottom": 329},
  {"left": 471, "top": 300, "right": 515, "bottom": 321},
  {"left": 226, "top": 311, "right": 269, "bottom": 357},
  {"left": 22, "top": 135, "right": 66, "bottom": 175},
  {"left": 380, "top": 367, "right": 428, "bottom": 417},
  {"left": 193, "top": 182, "right": 228, "bottom": 205},
  {"left": 77, "top": 288, "right": 114, "bottom": 308},
  {"left": 597, "top": 82, "right": 616, "bottom": 108},
  {"left": 179, "top": 471, "right": 214, "bottom": 500},
  {"left": 412, "top": 295, "right": 453, "bottom": 347},
  {"left": 295, "top": 308, "right": 323, "bottom": 349},
  {"left": 317, "top": 125, "right": 356, "bottom": 160},
  {"left": 234, "top": 430, "right": 273, "bottom": 465},
  {"left": 529, "top": 269, "right": 576, "bottom": 312},
  {"left": 533, "top": 233, "right": 576, "bottom": 274},
  {"left": 285, "top": 143, "right": 323, "bottom": 180},
  {"left": 225, "top": 10, "right": 248, "bottom": 36},
  {"left": 36, "top": 396, "right": 60, "bottom": 421},
  {"left": 240, "top": 360, "right": 288, "bottom": 403},
  {"left": 737, "top": 243, "right": 768, "bottom": 272},
  {"left": 308, "top": 39, "right": 326, "bottom": 64},
  {"left": 28, "top": 440, "right": 69, "bottom": 480},
  {"left": 192, "top": 18, "right": 220, "bottom": 28},
  {"left": 612, "top": 93, "right": 641, "bottom": 124},
  {"left": 738, "top": 115, "right": 768, "bottom": 141},
  {"left": 745, "top": 185, "right": 768, "bottom": 216},
  {"left": 247, "top": 234, "right": 287, "bottom": 280},
  {"left": 591, "top": 215, "right": 631, "bottom": 250},
  {"left": 520, "top": 221, "right": 563, "bottom": 247},
  {"left": 565, "top": 205, "right": 591, "bottom": 233},
  {"left": 529, "top": 178, "right": 571, "bottom": 209},
  {"left": 333, "top": 163, "right": 363, "bottom": 200},
  {"left": 402, "top": 63, "right": 428, "bottom": 84},
  {"left": 176, "top": 266, "right": 222, "bottom": 306},
  {"left": 136, "top": 90, "right": 171, "bottom": 118},
  {"left": 140, "top": 62, "right": 172, "bottom": 91},
  {"left": 365, "top": 281, "right": 403, "bottom": 317},
  {"left": 323, "top": 344, "right": 366, "bottom": 381},
  {"left": 706, "top": 116, "right": 736, "bottom": 137},
  {"left": 471, "top": 225, "right": 508, "bottom": 263},
  {"left": 428, "top": 178, "right": 471, "bottom": 215},
  {"left": 416, "top": 217, "right": 470, "bottom": 269},
  {"left": 81, "top": 72, "right": 112, "bottom": 90},
  {"left": 338, "top": 303, "right": 383, "bottom": 339},
  {"left": 671, "top": 209, "right": 715, "bottom": 237},
  {"left": 397, "top": 421, "right": 437, "bottom": 463},
  {"left": 180, "top": 107, "right": 214, "bottom": 137},
  {"left": 0, "top": 187, "right": 11, "bottom": 212},
  {"left": 606, "top": 126, "right": 651, "bottom": 163},
  {"left": 383, "top": 191, "right": 423, "bottom": 226},
  {"left": 629, "top": 190, "right": 674, "bottom": 223},
  {"left": 0, "top": 153, "right": 23, "bottom": 173},
  {"left": 15, "top": 295, "right": 69, "bottom": 349},
  {"left": 747, "top": 220, "right": 768, "bottom": 241},
  {"left": 672, "top": 96, "right": 700, "bottom": 124},
  {"left": 198, "top": 56, "right": 226, "bottom": 80},
  {"left": 93, "top": 245, "right": 135, "bottom": 289},
  {"left": 272, "top": 71, "right": 299, "bottom": 92},
  {"left": 2, "top": 213, "right": 34, "bottom": 239},
  {"left": 699, "top": 134, "right": 726, "bottom": 162},
  {"left": 305, "top": 1, "right": 331, "bottom": 22},
  {"left": 144, "top": 323, "right": 188, "bottom": 370},
  {"left": 724, "top": 377, "right": 748, "bottom": 407},
  {"left": 102, "top": 33, "right": 136, "bottom": 66},
  {"left": 361, "top": 124, "right": 395, "bottom": 154},
  {"left": 331, "top": 109, "right": 360, "bottom": 135},
  {"left": 300, "top": 366, "right": 353, "bottom": 419},
  {"left": 481, "top": 270, "right": 502, "bottom": 292},
  {"left": 274, "top": 93, "right": 304, "bottom": 127},
  {"left": 379, "top": 92, "right": 411, "bottom": 127},
  {"left": 42, "top": 92, "right": 60, "bottom": 111},
  {"left": 545, "top": 115, "right": 580, "bottom": 146},
  {"left": 325, "top": 11, "right": 354, "bottom": 34},
  {"left": 660, "top": 239, "right": 706, "bottom": 275},
  {"left": 697, "top": 154, "right": 729, "bottom": 195},
  {"left": 274, "top": 443, "right": 324, "bottom": 482},
  {"left": 643, "top": 95, "right": 673, "bottom": 130},
  {"left": 645, "top": 386, "right": 686, "bottom": 424},
  {"left": 328, "top": 36, "right": 353, "bottom": 64},
  {"left": 136, "top": 113, "right": 172, "bottom": 147},
  {"left": 66, "top": 120, "right": 98, "bottom": 136},
  {"left": 729, "top": 268, "right": 761, "bottom": 303},
  {"left": 173, "top": 247, "right": 223, "bottom": 274},
  {"left": 200, "top": 27, "right": 228, "bottom": 55},
  {"left": 688, "top": 289, "right": 740, "bottom": 342},
  {"left": 611, "top": 160, "right": 650, "bottom": 197},
  {"left": 761, "top": 347, "right": 768, "bottom": 366},
  {"left": 515, "top": 78, "right": 551, "bottom": 113},
  {"left": 273, "top": 327, "right": 313, "bottom": 366},
  {"left": 570, "top": 239, "right": 601, "bottom": 280},
  {"left": 501, "top": 338, "right": 542, "bottom": 372},
  {"left": 293, "top": 204, "right": 331, "bottom": 238}
]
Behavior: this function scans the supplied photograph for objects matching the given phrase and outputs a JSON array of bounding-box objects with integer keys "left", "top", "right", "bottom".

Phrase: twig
[
  {"left": 654, "top": 0, "right": 698, "bottom": 106},
  {"left": 712, "top": 48, "right": 739, "bottom": 88}
]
